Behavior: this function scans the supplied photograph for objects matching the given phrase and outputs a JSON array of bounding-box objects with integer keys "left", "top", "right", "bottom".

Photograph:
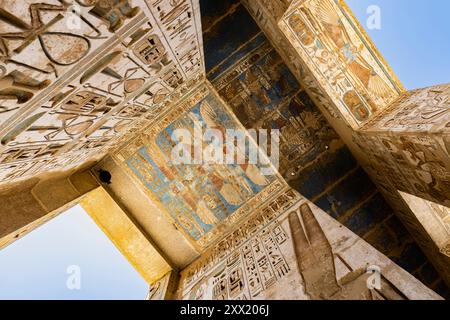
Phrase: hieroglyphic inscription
[{"left": 0, "top": 0, "right": 205, "bottom": 183}]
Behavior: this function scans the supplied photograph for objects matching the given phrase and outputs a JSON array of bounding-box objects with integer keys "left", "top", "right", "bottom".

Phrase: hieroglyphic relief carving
[
  {"left": 180, "top": 188, "right": 301, "bottom": 292},
  {"left": 353, "top": 133, "right": 450, "bottom": 207},
  {"left": 240, "top": 0, "right": 341, "bottom": 122},
  {"left": 354, "top": 127, "right": 450, "bottom": 278},
  {"left": 0, "top": 0, "right": 206, "bottom": 184},
  {"left": 242, "top": 0, "right": 405, "bottom": 129},
  {"left": 187, "top": 224, "right": 291, "bottom": 300},
  {"left": 353, "top": 85, "right": 450, "bottom": 207},
  {"left": 144, "top": 0, "right": 205, "bottom": 78},
  {"left": 279, "top": 0, "right": 403, "bottom": 128},
  {"left": 178, "top": 194, "right": 436, "bottom": 300},
  {"left": 346, "top": 83, "right": 450, "bottom": 283},
  {"left": 362, "top": 83, "right": 450, "bottom": 134},
  {"left": 89, "top": 0, "right": 141, "bottom": 32},
  {"left": 0, "top": 0, "right": 140, "bottom": 123},
  {"left": 0, "top": 34, "right": 151, "bottom": 180}
]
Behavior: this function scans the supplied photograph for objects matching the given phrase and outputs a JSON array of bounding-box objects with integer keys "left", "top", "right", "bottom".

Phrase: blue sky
[
  {"left": 0, "top": 205, "right": 148, "bottom": 300},
  {"left": 0, "top": 1, "right": 448, "bottom": 300},
  {"left": 346, "top": 0, "right": 450, "bottom": 89}
]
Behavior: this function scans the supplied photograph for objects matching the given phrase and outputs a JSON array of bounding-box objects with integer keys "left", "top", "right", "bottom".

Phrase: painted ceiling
[{"left": 113, "top": 82, "right": 287, "bottom": 249}]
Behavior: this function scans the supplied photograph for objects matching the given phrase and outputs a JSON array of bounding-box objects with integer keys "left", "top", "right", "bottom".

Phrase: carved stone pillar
[{"left": 241, "top": 0, "right": 450, "bottom": 288}]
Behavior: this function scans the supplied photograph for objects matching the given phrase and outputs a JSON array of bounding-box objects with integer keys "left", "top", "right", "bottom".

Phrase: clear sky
[
  {"left": 0, "top": 1, "right": 448, "bottom": 300},
  {"left": 346, "top": 0, "right": 450, "bottom": 89},
  {"left": 0, "top": 205, "right": 148, "bottom": 300}
]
